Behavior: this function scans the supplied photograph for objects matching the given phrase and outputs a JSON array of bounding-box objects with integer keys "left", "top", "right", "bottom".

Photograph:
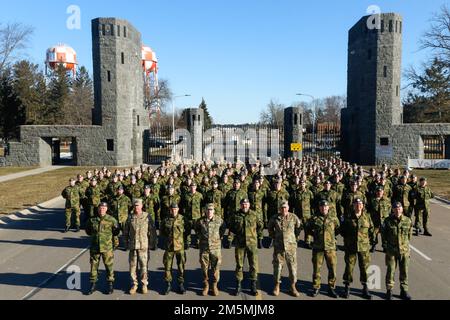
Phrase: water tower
[
  {"left": 45, "top": 44, "right": 77, "bottom": 76},
  {"left": 142, "top": 45, "right": 159, "bottom": 120}
]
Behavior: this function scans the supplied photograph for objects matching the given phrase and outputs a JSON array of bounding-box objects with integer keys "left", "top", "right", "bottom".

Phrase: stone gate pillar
[
  {"left": 185, "top": 108, "right": 204, "bottom": 163},
  {"left": 284, "top": 107, "right": 304, "bottom": 159}
]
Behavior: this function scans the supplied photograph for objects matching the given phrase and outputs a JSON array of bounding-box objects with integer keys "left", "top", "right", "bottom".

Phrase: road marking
[
  {"left": 410, "top": 245, "right": 432, "bottom": 262},
  {"left": 21, "top": 247, "right": 89, "bottom": 300}
]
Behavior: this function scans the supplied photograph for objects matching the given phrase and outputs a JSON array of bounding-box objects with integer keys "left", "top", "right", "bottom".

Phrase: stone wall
[{"left": 284, "top": 107, "right": 303, "bottom": 159}]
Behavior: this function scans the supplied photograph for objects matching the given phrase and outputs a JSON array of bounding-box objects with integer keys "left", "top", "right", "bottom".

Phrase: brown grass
[
  {"left": 411, "top": 169, "right": 450, "bottom": 200},
  {"left": 0, "top": 167, "right": 119, "bottom": 215},
  {"left": 0, "top": 167, "right": 38, "bottom": 177}
]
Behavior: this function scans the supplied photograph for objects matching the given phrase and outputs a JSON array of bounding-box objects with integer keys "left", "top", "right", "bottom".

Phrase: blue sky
[{"left": 0, "top": 0, "right": 446, "bottom": 124}]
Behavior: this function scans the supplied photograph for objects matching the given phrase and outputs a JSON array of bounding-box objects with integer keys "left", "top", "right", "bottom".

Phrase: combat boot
[
  {"left": 312, "top": 288, "right": 320, "bottom": 297},
  {"left": 362, "top": 284, "right": 372, "bottom": 300},
  {"left": 234, "top": 281, "right": 242, "bottom": 296},
  {"left": 289, "top": 282, "right": 300, "bottom": 297},
  {"left": 370, "top": 244, "right": 376, "bottom": 253},
  {"left": 212, "top": 282, "right": 219, "bottom": 297},
  {"left": 107, "top": 282, "right": 114, "bottom": 295},
  {"left": 164, "top": 282, "right": 171, "bottom": 295},
  {"left": 202, "top": 281, "right": 209, "bottom": 296},
  {"left": 64, "top": 226, "right": 70, "bottom": 233},
  {"left": 400, "top": 290, "right": 412, "bottom": 300},
  {"left": 250, "top": 281, "right": 258, "bottom": 296},
  {"left": 424, "top": 229, "right": 432, "bottom": 237},
  {"left": 266, "top": 239, "right": 274, "bottom": 249},
  {"left": 257, "top": 239, "right": 263, "bottom": 249},
  {"left": 75, "top": 227, "right": 80, "bottom": 233},
  {"left": 141, "top": 286, "right": 148, "bottom": 294},
  {"left": 272, "top": 283, "right": 280, "bottom": 296},
  {"left": 87, "top": 282, "right": 96, "bottom": 295},
  {"left": 328, "top": 286, "right": 338, "bottom": 298},
  {"left": 386, "top": 289, "right": 393, "bottom": 300},
  {"left": 179, "top": 283, "right": 186, "bottom": 294},
  {"left": 129, "top": 285, "right": 138, "bottom": 295},
  {"left": 342, "top": 284, "right": 350, "bottom": 299}
]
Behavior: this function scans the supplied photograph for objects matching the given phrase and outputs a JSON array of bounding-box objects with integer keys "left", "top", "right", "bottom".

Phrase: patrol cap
[
  {"left": 392, "top": 202, "right": 403, "bottom": 209},
  {"left": 240, "top": 198, "right": 250, "bottom": 204},
  {"left": 69, "top": 178, "right": 76, "bottom": 182},
  {"left": 170, "top": 203, "right": 179, "bottom": 209},
  {"left": 191, "top": 182, "right": 197, "bottom": 187},
  {"left": 375, "top": 186, "right": 384, "bottom": 192},
  {"left": 420, "top": 177, "right": 427, "bottom": 182},
  {"left": 319, "top": 200, "right": 329, "bottom": 207},
  {"left": 234, "top": 179, "right": 241, "bottom": 184},
  {"left": 144, "top": 185, "right": 151, "bottom": 190},
  {"left": 324, "top": 180, "right": 331, "bottom": 185},
  {"left": 133, "top": 199, "right": 143, "bottom": 206},
  {"left": 280, "top": 201, "right": 289, "bottom": 209},
  {"left": 206, "top": 203, "right": 215, "bottom": 210},
  {"left": 91, "top": 178, "right": 97, "bottom": 182},
  {"left": 100, "top": 202, "right": 108, "bottom": 207},
  {"left": 117, "top": 185, "right": 124, "bottom": 191},
  {"left": 353, "top": 198, "right": 364, "bottom": 204}
]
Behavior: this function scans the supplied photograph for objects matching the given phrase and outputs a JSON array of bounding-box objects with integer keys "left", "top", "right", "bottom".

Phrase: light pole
[
  {"left": 171, "top": 94, "right": 191, "bottom": 159},
  {"left": 296, "top": 93, "right": 316, "bottom": 153}
]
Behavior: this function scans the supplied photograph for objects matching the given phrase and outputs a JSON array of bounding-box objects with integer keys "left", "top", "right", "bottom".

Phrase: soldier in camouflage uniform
[
  {"left": 341, "top": 180, "right": 366, "bottom": 219},
  {"left": 306, "top": 200, "right": 340, "bottom": 298},
  {"left": 205, "top": 179, "right": 224, "bottom": 219},
  {"left": 109, "top": 186, "right": 132, "bottom": 250},
  {"left": 76, "top": 174, "right": 89, "bottom": 223},
  {"left": 315, "top": 180, "right": 339, "bottom": 218},
  {"left": 248, "top": 178, "right": 266, "bottom": 249},
  {"left": 268, "top": 201, "right": 302, "bottom": 297},
  {"left": 142, "top": 185, "right": 159, "bottom": 226},
  {"left": 293, "top": 180, "right": 314, "bottom": 248},
  {"left": 181, "top": 183, "right": 204, "bottom": 248},
  {"left": 367, "top": 186, "right": 391, "bottom": 252},
  {"left": 86, "top": 202, "right": 120, "bottom": 295},
  {"left": 265, "top": 180, "right": 290, "bottom": 248},
  {"left": 341, "top": 198, "right": 374, "bottom": 299},
  {"left": 106, "top": 174, "right": 122, "bottom": 199},
  {"left": 61, "top": 178, "right": 82, "bottom": 233},
  {"left": 382, "top": 202, "right": 413, "bottom": 300},
  {"left": 413, "top": 177, "right": 434, "bottom": 236},
  {"left": 393, "top": 176, "right": 413, "bottom": 218},
  {"left": 126, "top": 176, "right": 143, "bottom": 202},
  {"left": 229, "top": 198, "right": 264, "bottom": 296},
  {"left": 223, "top": 180, "right": 248, "bottom": 248},
  {"left": 123, "top": 199, "right": 157, "bottom": 295},
  {"left": 195, "top": 204, "right": 226, "bottom": 296},
  {"left": 161, "top": 203, "right": 186, "bottom": 295},
  {"left": 160, "top": 185, "right": 181, "bottom": 221},
  {"left": 85, "top": 178, "right": 102, "bottom": 219}
]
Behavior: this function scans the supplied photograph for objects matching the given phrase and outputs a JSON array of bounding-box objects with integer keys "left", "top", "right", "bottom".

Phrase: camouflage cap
[
  {"left": 240, "top": 198, "right": 250, "bottom": 204},
  {"left": 170, "top": 203, "right": 179, "bottom": 209},
  {"left": 133, "top": 199, "right": 143, "bottom": 206},
  {"left": 206, "top": 203, "right": 215, "bottom": 210},
  {"left": 280, "top": 201, "right": 289, "bottom": 209}
]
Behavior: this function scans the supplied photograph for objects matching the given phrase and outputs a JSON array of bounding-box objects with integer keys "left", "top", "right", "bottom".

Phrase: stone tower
[
  {"left": 342, "top": 13, "right": 403, "bottom": 165},
  {"left": 92, "top": 18, "right": 149, "bottom": 166},
  {"left": 284, "top": 107, "right": 303, "bottom": 159},
  {"left": 185, "top": 108, "right": 204, "bottom": 162}
]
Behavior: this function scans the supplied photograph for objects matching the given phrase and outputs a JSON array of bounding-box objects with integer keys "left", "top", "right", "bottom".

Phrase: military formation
[{"left": 61, "top": 157, "right": 435, "bottom": 300}]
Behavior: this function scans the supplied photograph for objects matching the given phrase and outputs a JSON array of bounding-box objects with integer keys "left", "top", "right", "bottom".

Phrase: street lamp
[
  {"left": 171, "top": 94, "right": 191, "bottom": 159},
  {"left": 296, "top": 93, "right": 316, "bottom": 153}
]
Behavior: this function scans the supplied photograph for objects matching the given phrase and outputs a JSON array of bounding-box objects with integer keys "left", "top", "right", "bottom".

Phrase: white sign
[{"left": 408, "top": 159, "right": 450, "bottom": 169}]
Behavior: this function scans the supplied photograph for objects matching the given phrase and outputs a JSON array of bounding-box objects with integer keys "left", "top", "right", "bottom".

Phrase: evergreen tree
[
  {"left": 68, "top": 66, "right": 94, "bottom": 125},
  {"left": 0, "top": 69, "right": 23, "bottom": 139},
  {"left": 199, "top": 98, "right": 214, "bottom": 129},
  {"left": 46, "top": 64, "right": 71, "bottom": 124}
]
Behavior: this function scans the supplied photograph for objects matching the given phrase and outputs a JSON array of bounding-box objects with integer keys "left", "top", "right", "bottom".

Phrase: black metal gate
[{"left": 303, "top": 122, "right": 341, "bottom": 159}]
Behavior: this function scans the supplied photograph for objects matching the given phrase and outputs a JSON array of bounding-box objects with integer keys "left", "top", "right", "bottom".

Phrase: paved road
[
  {"left": 0, "top": 198, "right": 449, "bottom": 300},
  {"left": 0, "top": 166, "right": 68, "bottom": 183}
]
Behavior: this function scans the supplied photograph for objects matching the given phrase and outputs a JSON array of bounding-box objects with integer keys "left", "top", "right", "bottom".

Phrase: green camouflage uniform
[
  {"left": 85, "top": 185, "right": 102, "bottom": 218},
  {"left": 341, "top": 211, "right": 374, "bottom": 285},
  {"left": 76, "top": 180, "right": 89, "bottom": 217},
  {"left": 181, "top": 191, "right": 204, "bottom": 246},
  {"left": 106, "top": 181, "right": 123, "bottom": 199},
  {"left": 265, "top": 189, "right": 290, "bottom": 223},
  {"left": 205, "top": 189, "right": 224, "bottom": 218},
  {"left": 413, "top": 185, "right": 434, "bottom": 231},
  {"left": 315, "top": 189, "right": 339, "bottom": 218},
  {"left": 123, "top": 211, "right": 157, "bottom": 287},
  {"left": 229, "top": 209, "right": 264, "bottom": 282},
  {"left": 382, "top": 214, "right": 413, "bottom": 292},
  {"left": 224, "top": 188, "right": 248, "bottom": 243},
  {"left": 109, "top": 193, "right": 132, "bottom": 248},
  {"left": 306, "top": 214, "right": 340, "bottom": 289},
  {"left": 161, "top": 214, "right": 186, "bottom": 284},
  {"left": 393, "top": 183, "right": 413, "bottom": 217},
  {"left": 268, "top": 213, "right": 302, "bottom": 284},
  {"left": 195, "top": 215, "right": 226, "bottom": 284},
  {"left": 126, "top": 183, "right": 143, "bottom": 202},
  {"left": 86, "top": 214, "right": 120, "bottom": 283},
  {"left": 293, "top": 187, "right": 314, "bottom": 244},
  {"left": 143, "top": 193, "right": 159, "bottom": 223},
  {"left": 160, "top": 194, "right": 181, "bottom": 221},
  {"left": 341, "top": 190, "right": 367, "bottom": 219},
  {"left": 368, "top": 196, "right": 391, "bottom": 246},
  {"left": 248, "top": 187, "right": 267, "bottom": 241},
  {"left": 61, "top": 185, "right": 82, "bottom": 228}
]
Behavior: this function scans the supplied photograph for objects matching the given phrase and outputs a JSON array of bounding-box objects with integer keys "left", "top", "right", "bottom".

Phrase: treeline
[{"left": 0, "top": 61, "right": 93, "bottom": 140}]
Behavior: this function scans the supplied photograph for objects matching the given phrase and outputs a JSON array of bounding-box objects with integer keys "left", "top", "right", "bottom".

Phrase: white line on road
[
  {"left": 21, "top": 247, "right": 89, "bottom": 300},
  {"left": 410, "top": 245, "right": 432, "bottom": 262}
]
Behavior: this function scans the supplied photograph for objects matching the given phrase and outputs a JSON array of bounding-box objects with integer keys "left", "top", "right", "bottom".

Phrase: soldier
[
  {"left": 306, "top": 200, "right": 340, "bottom": 298},
  {"left": 109, "top": 186, "right": 132, "bottom": 250},
  {"left": 315, "top": 180, "right": 339, "bottom": 218},
  {"left": 126, "top": 176, "right": 143, "bottom": 202},
  {"left": 248, "top": 178, "right": 266, "bottom": 249},
  {"left": 106, "top": 174, "right": 122, "bottom": 199},
  {"left": 413, "top": 177, "right": 434, "bottom": 236},
  {"left": 382, "top": 202, "right": 413, "bottom": 300},
  {"left": 160, "top": 203, "right": 186, "bottom": 295},
  {"left": 267, "top": 201, "right": 302, "bottom": 297},
  {"left": 85, "top": 178, "right": 102, "bottom": 219},
  {"left": 368, "top": 186, "right": 391, "bottom": 252},
  {"left": 61, "top": 178, "right": 82, "bottom": 233},
  {"left": 195, "top": 204, "right": 226, "bottom": 296},
  {"left": 341, "top": 198, "right": 374, "bottom": 299},
  {"left": 223, "top": 179, "right": 248, "bottom": 248},
  {"left": 142, "top": 185, "right": 159, "bottom": 225},
  {"left": 205, "top": 179, "right": 224, "bottom": 219},
  {"left": 265, "top": 179, "right": 290, "bottom": 248},
  {"left": 229, "top": 198, "right": 264, "bottom": 296},
  {"left": 181, "top": 183, "right": 204, "bottom": 249},
  {"left": 123, "top": 199, "right": 157, "bottom": 295},
  {"left": 76, "top": 174, "right": 90, "bottom": 222},
  {"left": 86, "top": 202, "right": 120, "bottom": 295},
  {"left": 160, "top": 185, "right": 181, "bottom": 222},
  {"left": 341, "top": 180, "right": 366, "bottom": 219},
  {"left": 393, "top": 176, "right": 413, "bottom": 217},
  {"left": 293, "top": 180, "right": 314, "bottom": 248}
]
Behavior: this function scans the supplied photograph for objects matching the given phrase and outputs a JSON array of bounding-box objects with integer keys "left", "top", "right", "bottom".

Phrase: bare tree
[
  {"left": 259, "top": 99, "right": 285, "bottom": 126},
  {"left": 0, "top": 23, "right": 34, "bottom": 73},
  {"left": 323, "top": 95, "right": 346, "bottom": 123},
  {"left": 145, "top": 78, "right": 173, "bottom": 113},
  {"left": 420, "top": 5, "right": 450, "bottom": 64}
]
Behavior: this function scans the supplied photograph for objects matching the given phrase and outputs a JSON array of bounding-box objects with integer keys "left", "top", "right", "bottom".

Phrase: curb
[
  {"left": 435, "top": 196, "right": 450, "bottom": 205},
  {"left": 0, "top": 196, "right": 63, "bottom": 225}
]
